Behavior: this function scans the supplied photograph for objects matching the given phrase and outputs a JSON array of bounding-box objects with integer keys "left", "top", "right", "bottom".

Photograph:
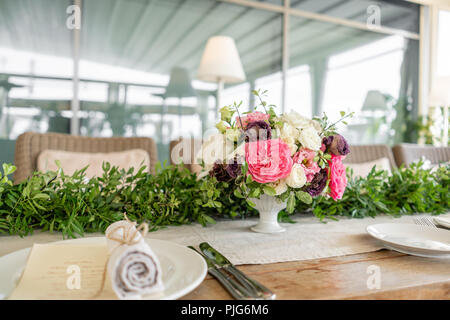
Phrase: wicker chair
[
  {"left": 343, "top": 144, "right": 397, "bottom": 170},
  {"left": 392, "top": 143, "right": 450, "bottom": 167},
  {"left": 14, "top": 132, "right": 158, "bottom": 183}
]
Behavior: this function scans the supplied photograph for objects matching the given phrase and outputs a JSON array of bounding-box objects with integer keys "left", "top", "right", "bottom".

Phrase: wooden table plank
[{"left": 182, "top": 250, "right": 450, "bottom": 300}]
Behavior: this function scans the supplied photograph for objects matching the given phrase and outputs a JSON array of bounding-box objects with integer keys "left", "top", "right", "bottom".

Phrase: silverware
[
  {"left": 413, "top": 217, "right": 438, "bottom": 229},
  {"left": 199, "top": 242, "right": 276, "bottom": 300},
  {"left": 188, "top": 246, "right": 259, "bottom": 300}
]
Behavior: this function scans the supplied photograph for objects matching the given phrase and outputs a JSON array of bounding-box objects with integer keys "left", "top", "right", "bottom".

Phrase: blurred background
[{"left": 0, "top": 0, "right": 449, "bottom": 165}]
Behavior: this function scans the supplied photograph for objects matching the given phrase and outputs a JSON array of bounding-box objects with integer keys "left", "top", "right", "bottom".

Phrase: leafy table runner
[{"left": 1, "top": 213, "right": 449, "bottom": 265}]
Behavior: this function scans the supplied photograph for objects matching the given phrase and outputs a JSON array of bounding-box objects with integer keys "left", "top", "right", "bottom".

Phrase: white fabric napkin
[
  {"left": 434, "top": 216, "right": 450, "bottom": 229},
  {"left": 105, "top": 220, "right": 164, "bottom": 300}
]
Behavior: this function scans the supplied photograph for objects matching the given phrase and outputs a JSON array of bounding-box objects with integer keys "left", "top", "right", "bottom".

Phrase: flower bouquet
[{"left": 198, "top": 90, "right": 352, "bottom": 233}]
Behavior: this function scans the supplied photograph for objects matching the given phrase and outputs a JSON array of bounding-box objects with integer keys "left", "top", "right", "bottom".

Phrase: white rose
[
  {"left": 280, "top": 122, "right": 300, "bottom": 139},
  {"left": 311, "top": 119, "right": 322, "bottom": 132},
  {"left": 298, "top": 127, "right": 322, "bottom": 151},
  {"left": 285, "top": 164, "right": 307, "bottom": 189},
  {"left": 282, "top": 111, "right": 312, "bottom": 129},
  {"left": 282, "top": 136, "right": 298, "bottom": 155},
  {"left": 270, "top": 179, "right": 288, "bottom": 195},
  {"left": 279, "top": 123, "right": 299, "bottom": 155}
]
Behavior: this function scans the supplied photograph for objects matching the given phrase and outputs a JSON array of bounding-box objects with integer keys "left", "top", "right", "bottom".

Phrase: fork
[
  {"left": 188, "top": 246, "right": 259, "bottom": 300},
  {"left": 413, "top": 216, "right": 438, "bottom": 229}
]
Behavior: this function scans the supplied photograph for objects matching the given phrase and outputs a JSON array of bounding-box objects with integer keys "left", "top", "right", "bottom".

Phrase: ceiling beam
[
  {"left": 170, "top": 5, "right": 256, "bottom": 72},
  {"left": 116, "top": 0, "right": 157, "bottom": 64},
  {"left": 148, "top": 0, "right": 222, "bottom": 71},
  {"left": 218, "top": 0, "right": 419, "bottom": 39},
  {"left": 131, "top": 0, "right": 188, "bottom": 69}
]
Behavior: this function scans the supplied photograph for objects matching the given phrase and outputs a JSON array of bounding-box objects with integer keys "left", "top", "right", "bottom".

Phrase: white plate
[
  {"left": 0, "top": 237, "right": 207, "bottom": 300},
  {"left": 366, "top": 223, "right": 450, "bottom": 259}
]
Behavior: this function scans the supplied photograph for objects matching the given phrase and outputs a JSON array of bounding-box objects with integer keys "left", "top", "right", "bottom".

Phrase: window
[
  {"left": 436, "top": 10, "right": 450, "bottom": 77},
  {"left": 323, "top": 36, "right": 406, "bottom": 144},
  {"left": 0, "top": 0, "right": 421, "bottom": 166},
  {"left": 286, "top": 65, "right": 311, "bottom": 117}
]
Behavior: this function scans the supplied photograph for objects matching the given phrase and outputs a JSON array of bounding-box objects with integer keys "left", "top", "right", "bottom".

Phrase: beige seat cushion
[
  {"left": 346, "top": 157, "right": 391, "bottom": 178},
  {"left": 37, "top": 149, "right": 150, "bottom": 178}
]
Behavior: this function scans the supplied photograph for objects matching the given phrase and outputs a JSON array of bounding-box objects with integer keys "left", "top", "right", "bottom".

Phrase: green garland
[
  {"left": 0, "top": 161, "right": 448, "bottom": 238},
  {"left": 293, "top": 162, "right": 449, "bottom": 222}
]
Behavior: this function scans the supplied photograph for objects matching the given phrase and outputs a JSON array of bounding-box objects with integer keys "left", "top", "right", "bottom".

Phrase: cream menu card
[{"left": 9, "top": 243, "right": 117, "bottom": 300}]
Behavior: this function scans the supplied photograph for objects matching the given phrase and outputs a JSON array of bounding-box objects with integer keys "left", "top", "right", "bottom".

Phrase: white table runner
[{"left": 1, "top": 213, "right": 449, "bottom": 265}]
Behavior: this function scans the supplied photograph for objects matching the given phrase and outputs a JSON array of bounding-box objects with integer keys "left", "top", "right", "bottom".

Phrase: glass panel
[
  {"left": 222, "top": 82, "right": 251, "bottom": 112},
  {"left": 255, "top": 72, "right": 283, "bottom": 113},
  {"left": 428, "top": 10, "right": 450, "bottom": 146},
  {"left": 324, "top": 36, "right": 409, "bottom": 145},
  {"left": 288, "top": 13, "right": 416, "bottom": 145},
  {"left": 291, "top": 0, "right": 420, "bottom": 34},
  {"left": 0, "top": 0, "right": 72, "bottom": 166},
  {"left": 286, "top": 65, "right": 311, "bottom": 117},
  {"left": 436, "top": 10, "right": 450, "bottom": 77}
]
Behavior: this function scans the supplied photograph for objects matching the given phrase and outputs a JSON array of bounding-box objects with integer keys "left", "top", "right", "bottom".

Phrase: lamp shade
[
  {"left": 197, "top": 36, "right": 246, "bottom": 83},
  {"left": 164, "top": 67, "right": 196, "bottom": 98},
  {"left": 429, "top": 76, "right": 450, "bottom": 106},
  {"left": 362, "top": 90, "right": 388, "bottom": 111}
]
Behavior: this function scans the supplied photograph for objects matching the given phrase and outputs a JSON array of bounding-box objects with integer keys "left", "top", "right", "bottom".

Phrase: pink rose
[
  {"left": 236, "top": 111, "right": 270, "bottom": 128},
  {"left": 328, "top": 154, "right": 347, "bottom": 200},
  {"left": 293, "top": 148, "right": 320, "bottom": 182},
  {"left": 245, "top": 138, "right": 293, "bottom": 183}
]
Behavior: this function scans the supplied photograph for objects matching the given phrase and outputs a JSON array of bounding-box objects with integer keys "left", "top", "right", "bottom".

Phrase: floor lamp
[
  {"left": 162, "top": 67, "right": 196, "bottom": 142},
  {"left": 197, "top": 36, "right": 246, "bottom": 120}
]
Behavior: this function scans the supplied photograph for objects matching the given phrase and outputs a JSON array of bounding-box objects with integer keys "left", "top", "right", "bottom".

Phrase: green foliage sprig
[
  {"left": 0, "top": 161, "right": 448, "bottom": 238},
  {"left": 295, "top": 161, "right": 450, "bottom": 221},
  {"left": 0, "top": 162, "right": 224, "bottom": 238}
]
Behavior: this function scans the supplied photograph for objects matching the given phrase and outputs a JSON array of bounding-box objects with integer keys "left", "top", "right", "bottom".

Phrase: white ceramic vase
[{"left": 249, "top": 194, "right": 287, "bottom": 233}]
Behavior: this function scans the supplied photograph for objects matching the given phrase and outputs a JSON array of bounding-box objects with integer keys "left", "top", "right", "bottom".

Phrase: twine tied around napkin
[
  {"left": 93, "top": 213, "right": 151, "bottom": 299},
  {"left": 106, "top": 213, "right": 149, "bottom": 246}
]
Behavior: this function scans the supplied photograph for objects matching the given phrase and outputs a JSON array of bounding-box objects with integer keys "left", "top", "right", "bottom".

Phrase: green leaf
[
  {"left": 2, "top": 163, "right": 16, "bottom": 176},
  {"left": 246, "top": 199, "right": 256, "bottom": 208},
  {"left": 262, "top": 185, "right": 276, "bottom": 197},
  {"left": 286, "top": 194, "right": 296, "bottom": 213},
  {"left": 249, "top": 187, "right": 260, "bottom": 198},
  {"left": 296, "top": 191, "right": 312, "bottom": 205},
  {"left": 33, "top": 193, "right": 50, "bottom": 201},
  {"left": 233, "top": 189, "right": 244, "bottom": 198}
]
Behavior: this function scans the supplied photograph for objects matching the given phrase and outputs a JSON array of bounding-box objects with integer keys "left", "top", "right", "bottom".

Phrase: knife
[
  {"left": 188, "top": 246, "right": 258, "bottom": 300},
  {"left": 199, "top": 242, "right": 276, "bottom": 300}
]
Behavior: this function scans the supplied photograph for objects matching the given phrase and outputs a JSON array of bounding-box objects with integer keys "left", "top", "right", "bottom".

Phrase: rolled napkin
[{"left": 104, "top": 218, "right": 164, "bottom": 300}]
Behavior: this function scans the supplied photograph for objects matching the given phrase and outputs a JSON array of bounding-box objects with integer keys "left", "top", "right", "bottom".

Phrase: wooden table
[
  {"left": 1, "top": 231, "right": 449, "bottom": 300},
  {"left": 183, "top": 250, "right": 450, "bottom": 299}
]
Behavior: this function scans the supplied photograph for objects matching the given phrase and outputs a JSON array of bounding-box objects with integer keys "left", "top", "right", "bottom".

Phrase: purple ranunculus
[
  {"left": 209, "top": 161, "right": 232, "bottom": 182},
  {"left": 322, "top": 135, "right": 349, "bottom": 156},
  {"left": 304, "top": 168, "right": 328, "bottom": 197},
  {"left": 329, "top": 134, "right": 350, "bottom": 156},
  {"left": 244, "top": 120, "right": 272, "bottom": 142},
  {"left": 322, "top": 136, "right": 334, "bottom": 150},
  {"left": 225, "top": 157, "right": 242, "bottom": 179}
]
